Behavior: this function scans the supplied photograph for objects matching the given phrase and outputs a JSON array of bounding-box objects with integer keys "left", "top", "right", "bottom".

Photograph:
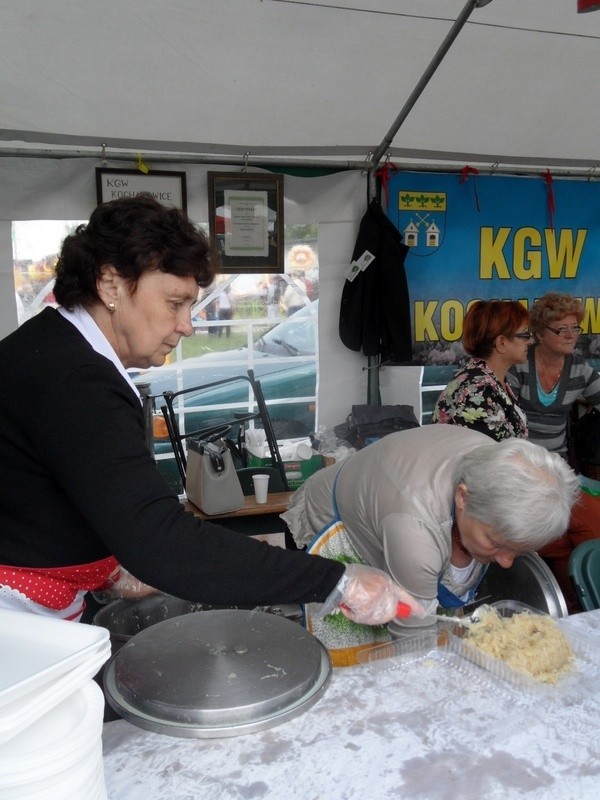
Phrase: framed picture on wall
[
  {"left": 207, "top": 171, "right": 284, "bottom": 273},
  {"left": 95, "top": 168, "right": 187, "bottom": 211}
]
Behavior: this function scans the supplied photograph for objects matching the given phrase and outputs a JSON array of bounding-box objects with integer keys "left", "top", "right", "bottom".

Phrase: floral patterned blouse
[{"left": 432, "top": 357, "right": 528, "bottom": 442}]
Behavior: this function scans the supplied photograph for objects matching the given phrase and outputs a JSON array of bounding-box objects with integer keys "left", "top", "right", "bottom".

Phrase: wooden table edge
[{"left": 184, "top": 491, "right": 293, "bottom": 519}]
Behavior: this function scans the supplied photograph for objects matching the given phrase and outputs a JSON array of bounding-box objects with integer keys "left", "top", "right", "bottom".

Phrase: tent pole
[
  {"left": 367, "top": 0, "right": 495, "bottom": 406},
  {"left": 370, "top": 0, "right": 490, "bottom": 170}
]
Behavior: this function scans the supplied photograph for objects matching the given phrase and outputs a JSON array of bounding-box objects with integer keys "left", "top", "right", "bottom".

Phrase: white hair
[{"left": 453, "top": 438, "right": 580, "bottom": 549}]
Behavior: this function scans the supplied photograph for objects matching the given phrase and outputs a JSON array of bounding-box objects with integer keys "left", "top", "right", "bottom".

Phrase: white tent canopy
[
  {"left": 1, "top": 0, "right": 599, "bottom": 171},
  {"left": 1, "top": 0, "right": 599, "bottom": 425}
]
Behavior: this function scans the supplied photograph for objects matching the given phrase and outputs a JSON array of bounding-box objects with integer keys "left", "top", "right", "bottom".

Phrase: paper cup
[
  {"left": 295, "top": 443, "right": 313, "bottom": 460},
  {"left": 252, "top": 474, "right": 270, "bottom": 504}
]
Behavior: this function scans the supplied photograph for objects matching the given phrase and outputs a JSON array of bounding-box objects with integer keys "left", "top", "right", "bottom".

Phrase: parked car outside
[{"left": 135, "top": 302, "right": 318, "bottom": 493}]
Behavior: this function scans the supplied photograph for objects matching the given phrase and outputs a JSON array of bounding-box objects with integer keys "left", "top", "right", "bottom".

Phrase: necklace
[{"left": 536, "top": 357, "right": 563, "bottom": 392}]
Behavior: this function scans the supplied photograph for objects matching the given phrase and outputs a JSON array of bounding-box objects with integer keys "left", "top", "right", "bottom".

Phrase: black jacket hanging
[{"left": 339, "top": 199, "right": 412, "bottom": 362}]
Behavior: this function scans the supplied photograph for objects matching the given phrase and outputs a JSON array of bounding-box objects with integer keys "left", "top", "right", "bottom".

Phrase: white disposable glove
[
  {"left": 92, "top": 567, "right": 160, "bottom": 604},
  {"left": 110, "top": 569, "right": 160, "bottom": 600},
  {"left": 316, "top": 563, "right": 432, "bottom": 626}
]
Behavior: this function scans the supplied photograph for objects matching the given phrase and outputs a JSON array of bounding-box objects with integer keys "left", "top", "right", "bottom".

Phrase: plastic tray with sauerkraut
[
  {"left": 356, "top": 600, "right": 599, "bottom": 700},
  {"left": 448, "top": 601, "right": 599, "bottom": 690}
]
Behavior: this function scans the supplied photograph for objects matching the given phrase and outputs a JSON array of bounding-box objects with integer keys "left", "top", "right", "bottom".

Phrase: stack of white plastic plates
[
  {"left": 0, "top": 681, "right": 107, "bottom": 799},
  {"left": 0, "top": 610, "right": 111, "bottom": 799}
]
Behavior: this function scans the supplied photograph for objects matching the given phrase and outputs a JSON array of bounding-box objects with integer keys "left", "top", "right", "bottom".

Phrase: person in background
[
  {"left": 282, "top": 426, "right": 579, "bottom": 647},
  {"left": 507, "top": 292, "right": 600, "bottom": 611},
  {"left": 202, "top": 288, "right": 218, "bottom": 335},
  {"left": 216, "top": 283, "right": 233, "bottom": 337},
  {"left": 507, "top": 292, "right": 600, "bottom": 455},
  {"left": 265, "top": 275, "right": 285, "bottom": 320},
  {"left": 280, "top": 273, "right": 306, "bottom": 316},
  {"left": 432, "top": 300, "right": 532, "bottom": 439},
  {"left": 0, "top": 195, "right": 413, "bottom": 626}
]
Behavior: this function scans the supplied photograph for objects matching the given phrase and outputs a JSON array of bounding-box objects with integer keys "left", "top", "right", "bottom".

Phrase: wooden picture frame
[
  {"left": 95, "top": 168, "right": 187, "bottom": 211},
  {"left": 207, "top": 171, "right": 284, "bottom": 273}
]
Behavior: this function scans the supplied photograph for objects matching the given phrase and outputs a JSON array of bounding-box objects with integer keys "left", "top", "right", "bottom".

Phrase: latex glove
[
  {"left": 111, "top": 569, "right": 160, "bottom": 600},
  {"left": 92, "top": 567, "right": 160, "bottom": 604},
  {"left": 317, "top": 564, "right": 431, "bottom": 626}
]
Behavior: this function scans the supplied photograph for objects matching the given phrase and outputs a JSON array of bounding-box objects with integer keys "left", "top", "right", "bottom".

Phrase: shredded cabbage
[{"left": 466, "top": 610, "right": 574, "bottom": 684}]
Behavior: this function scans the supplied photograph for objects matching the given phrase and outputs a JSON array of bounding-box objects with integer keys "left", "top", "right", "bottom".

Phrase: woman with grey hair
[
  {"left": 283, "top": 425, "right": 579, "bottom": 656},
  {"left": 454, "top": 437, "right": 576, "bottom": 549}
]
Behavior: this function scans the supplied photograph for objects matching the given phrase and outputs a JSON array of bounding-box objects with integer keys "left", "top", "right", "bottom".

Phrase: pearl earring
[{"left": 108, "top": 302, "right": 116, "bottom": 313}]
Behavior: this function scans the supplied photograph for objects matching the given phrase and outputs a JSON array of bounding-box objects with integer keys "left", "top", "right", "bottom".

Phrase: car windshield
[{"left": 254, "top": 303, "right": 317, "bottom": 357}]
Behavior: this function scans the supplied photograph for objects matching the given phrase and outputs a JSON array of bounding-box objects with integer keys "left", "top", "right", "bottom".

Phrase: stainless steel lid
[{"left": 103, "top": 609, "right": 331, "bottom": 738}]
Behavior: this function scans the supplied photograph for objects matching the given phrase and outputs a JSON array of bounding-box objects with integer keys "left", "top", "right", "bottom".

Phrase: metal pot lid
[{"left": 103, "top": 609, "right": 331, "bottom": 738}]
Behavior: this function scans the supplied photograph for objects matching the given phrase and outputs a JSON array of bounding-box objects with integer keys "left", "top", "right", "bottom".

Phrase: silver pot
[
  {"left": 103, "top": 609, "right": 331, "bottom": 738},
  {"left": 93, "top": 594, "right": 302, "bottom": 653},
  {"left": 474, "top": 552, "right": 567, "bottom": 617}
]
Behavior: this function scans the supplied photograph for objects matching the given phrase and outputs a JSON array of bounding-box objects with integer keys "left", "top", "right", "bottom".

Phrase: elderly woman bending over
[{"left": 283, "top": 426, "right": 579, "bottom": 645}]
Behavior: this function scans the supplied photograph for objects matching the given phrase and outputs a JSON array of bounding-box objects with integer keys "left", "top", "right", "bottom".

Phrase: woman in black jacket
[{"left": 0, "top": 195, "right": 411, "bottom": 624}]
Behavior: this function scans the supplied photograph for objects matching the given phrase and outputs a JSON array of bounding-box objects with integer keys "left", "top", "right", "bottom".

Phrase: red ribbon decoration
[
  {"left": 374, "top": 160, "right": 399, "bottom": 208},
  {"left": 578, "top": 0, "right": 600, "bottom": 12},
  {"left": 542, "top": 169, "right": 556, "bottom": 230},
  {"left": 459, "top": 165, "right": 480, "bottom": 212}
]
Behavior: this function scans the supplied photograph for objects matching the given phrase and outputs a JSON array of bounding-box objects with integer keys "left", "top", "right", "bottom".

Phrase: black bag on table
[{"left": 334, "top": 404, "right": 419, "bottom": 449}]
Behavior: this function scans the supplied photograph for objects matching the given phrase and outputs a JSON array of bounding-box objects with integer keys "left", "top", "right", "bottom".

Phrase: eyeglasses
[
  {"left": 513, "top": 331, "right": 534, "bottom": 340},
  {"left": 546, "top": 325, "right": 583, "bottom": 337}
]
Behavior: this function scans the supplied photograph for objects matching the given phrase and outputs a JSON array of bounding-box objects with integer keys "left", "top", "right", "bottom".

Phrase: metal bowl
[
  {"left": 103, "top": 609, "right": 331, "bottom": 738},
  {"left": 474, "top": 552, "right": 568, "bottom": 617},
  {"left": 93, "top": 594, "right": 302, "bottom": 653}
]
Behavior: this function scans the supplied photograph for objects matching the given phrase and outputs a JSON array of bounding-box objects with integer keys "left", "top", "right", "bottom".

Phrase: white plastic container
[
  {"left": 447, "top": 601, "right": 600, "bottom": 695},
  {"left": 0, "top": 609, "right": 109, "bottom": 707},
  {"left": 0, "top": 681, "right": 107, "bottom": 799},
  {"left": 0, "top": 640, "right": 110, "bottom": 744},
  {"left": 356, "top": 602, "right": 600, "bottom": 701}
]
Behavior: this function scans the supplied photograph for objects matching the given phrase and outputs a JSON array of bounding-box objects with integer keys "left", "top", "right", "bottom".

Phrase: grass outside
[
  {"left": 181, "top": 300, "right": 277, "bottom": 359},
  {"left": 182, "top": 330, "right": 248, "bottom": 358}
]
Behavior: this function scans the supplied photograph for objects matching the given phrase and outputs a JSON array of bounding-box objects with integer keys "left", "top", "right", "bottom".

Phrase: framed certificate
[{"left": 208, "top": 171, "right": 284, "bottom": 273}]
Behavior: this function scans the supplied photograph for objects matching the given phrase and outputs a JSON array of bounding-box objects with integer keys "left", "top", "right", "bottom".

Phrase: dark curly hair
[{"left": 53, "top": 194, "right": 216, "bottom": 309}]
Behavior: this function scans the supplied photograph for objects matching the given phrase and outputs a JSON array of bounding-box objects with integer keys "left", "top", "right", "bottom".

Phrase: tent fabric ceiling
[{"left": 1, "top": 0, "right": 598, "bottom": 169}]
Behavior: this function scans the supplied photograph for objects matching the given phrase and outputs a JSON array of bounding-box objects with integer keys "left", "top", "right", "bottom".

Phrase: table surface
[
  {"left": 184, "top": 491, "right": 292, "bottom": 519},
  {"left": 102, "top": 609, "right": 600, "bottom": 800}
]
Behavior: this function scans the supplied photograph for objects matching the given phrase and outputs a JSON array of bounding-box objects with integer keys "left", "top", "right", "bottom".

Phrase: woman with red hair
[{"left": 433, "top": 300, "right": 533, "bottom": 440}]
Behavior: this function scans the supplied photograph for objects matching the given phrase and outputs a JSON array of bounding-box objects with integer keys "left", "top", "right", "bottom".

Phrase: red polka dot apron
[{"left": 0, "top": 556, "right": 119, "bottom": 618}]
